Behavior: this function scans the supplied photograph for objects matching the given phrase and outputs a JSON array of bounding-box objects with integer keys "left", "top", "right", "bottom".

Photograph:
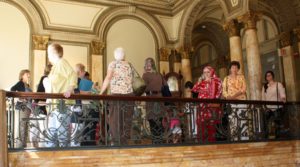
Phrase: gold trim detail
[
  {"left": 91, "top": 40, "right": 105, "bottom": 55},
  {"left": 32, "top": 35, "right": 50, "bottom": 50},
  {"left": 159, "top": 47, "right": 170, "bottom": 61},
  {"left": 177, "top": 46, "right": 192, "bottom": 59},
  {"left": 279, "top": 32, "right": 291, "bottom": 48},
  {"left": 223, "top": 19, "right": 242, "bottom": 37},
  {"left": 238, "top": 11, "right": 261, "bottom": 30}
]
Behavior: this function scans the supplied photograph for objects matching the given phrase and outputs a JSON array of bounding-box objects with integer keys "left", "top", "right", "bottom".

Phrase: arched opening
[
  {"left": 0, "top": 2, "right": 31, "bottom": 90},
  {"left": 191, "top": 20, "right": 229, "bottom": 82},
  {"left": 106, "top": 18, "right": 157, "bottom": 74},
  {"left": 181, "top": 0, "right": 229, "bottom": 82},
  {"left": 192, "top": 42, "right": 219, "bottom": 81}
]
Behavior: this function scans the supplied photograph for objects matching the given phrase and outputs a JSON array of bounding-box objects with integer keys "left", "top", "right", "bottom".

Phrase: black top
[
  {"left": 74, "top": 78, "right": 81, "bottom": 94},
  {"left": 11, "top": 81, "right": 26, "bottom": 92},
  {"left": 37, "top": 76, "right": 47, "bottom": 93},
  {"left": 192, "top": 92, "right": 198, "bottom": 99}
]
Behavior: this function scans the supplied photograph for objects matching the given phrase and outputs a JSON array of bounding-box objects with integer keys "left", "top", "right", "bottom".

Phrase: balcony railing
[{"left": 2, "top": 91, "right": 300, "bottom": 151}]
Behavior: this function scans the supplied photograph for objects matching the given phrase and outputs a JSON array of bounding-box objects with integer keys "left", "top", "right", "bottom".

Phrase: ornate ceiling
[{"left": 66, "top": 0, "right": 190, "bottom": 15}]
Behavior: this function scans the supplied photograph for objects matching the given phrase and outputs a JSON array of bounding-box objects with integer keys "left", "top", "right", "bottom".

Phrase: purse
[
  {"left": 129, "top": 63, "right": 146, "bottom": 96},
  {"left": 160, "top": 75, "right": 172, "bottom": 97}
]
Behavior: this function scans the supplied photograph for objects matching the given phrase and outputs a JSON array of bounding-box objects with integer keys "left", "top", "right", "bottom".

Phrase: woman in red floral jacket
[{"left": 192, "top": 66, "right": 222, "bottom": 142}]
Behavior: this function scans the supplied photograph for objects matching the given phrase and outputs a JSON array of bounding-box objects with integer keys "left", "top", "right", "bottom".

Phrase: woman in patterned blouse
[
  {"left": 222, "top": 61, "right": 249, "bottom": 141},
  {"left": 100, "top": 47, "right": 134, "bottom": 145}
]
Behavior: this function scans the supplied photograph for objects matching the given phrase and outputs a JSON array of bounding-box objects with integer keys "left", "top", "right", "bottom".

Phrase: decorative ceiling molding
[
  {"left": 155, "top": 10, "right": 184, "bottom": 41},
  {"left": 33, "top": 0, "right": 108, "bottom": 32},
  {"left": 66, "top": 0, "right": 190, "bottom": 16},
  {"left": 217, "top": 0, "right": 249, "bottom": 20}
]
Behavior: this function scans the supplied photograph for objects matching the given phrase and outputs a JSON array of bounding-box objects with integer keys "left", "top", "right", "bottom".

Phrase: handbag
[
  {"left": 129, "top": 63, "right": 146, "bottom": 96},
  {"left": 160, "top": 75, "right": 172, "bottom": 97}
]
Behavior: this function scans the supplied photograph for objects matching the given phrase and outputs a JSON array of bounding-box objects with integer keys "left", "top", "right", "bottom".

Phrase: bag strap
[
  {"left": 276, "top": 82, "right": 279, "bottom": 109},
  {"left": 128, "top": 62, "right": 140, "bottom": 78},
  {"left": 276, "top": 82, "right": 279, "bottom": 101}
]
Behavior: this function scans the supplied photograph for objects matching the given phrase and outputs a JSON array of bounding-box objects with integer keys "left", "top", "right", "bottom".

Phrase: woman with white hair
[{"left": 100, "top": 47, "right": 134, "bottom": 145}]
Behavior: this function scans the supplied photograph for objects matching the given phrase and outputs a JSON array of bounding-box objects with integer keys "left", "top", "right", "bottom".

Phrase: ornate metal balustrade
[{"left": 4, "top": 92, "right": 300, "bottom": 150}]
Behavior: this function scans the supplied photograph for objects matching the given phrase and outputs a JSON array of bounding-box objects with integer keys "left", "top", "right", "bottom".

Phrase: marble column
[
  {"left": 294, "top": 28, "right": 300, "bottom": 100},
  {"left": 238, "top": 11, "right": 262, "bottom": 100},
  {"left": 159, "top": 48, "right": 170, "bottom": 75},
  {"left": 180, "top": 48, "right": 193, "bottom": 97},
  {"left": 279, "top": 32, "right": 298, "bottom": 101},
  {"left": 223, "top": 19, "right": 244, "bottom": 74},
  {"left": 32, "top": 35, "right": 49, "bottom": 91},
  {"left": 91, "top": 40, "right": 105, "bottom": 86}
]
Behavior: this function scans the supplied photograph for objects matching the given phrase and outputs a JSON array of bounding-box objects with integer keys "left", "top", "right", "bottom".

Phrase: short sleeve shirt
[
  {"left": 222, "top": 75, "right": 247, "bottom": 100},
  {"left": 108, "top": 60, "right": 133, "bottom": 94}
]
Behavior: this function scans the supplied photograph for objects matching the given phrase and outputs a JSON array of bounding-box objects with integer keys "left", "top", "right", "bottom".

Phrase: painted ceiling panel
[{"left": 37, "top": 0, "right": 107, "bottom": 30}]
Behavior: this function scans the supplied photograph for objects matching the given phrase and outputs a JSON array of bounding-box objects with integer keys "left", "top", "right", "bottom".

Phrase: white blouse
[{"left": 262, "top": 82, "right": 286, "bottom": 102}]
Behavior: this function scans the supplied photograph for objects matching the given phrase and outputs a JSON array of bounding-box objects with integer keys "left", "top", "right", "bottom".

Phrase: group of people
[
  {"left": 186, "top": 61, "right": 286, "bottom": 141},
  {"left": 11, "top": 43, "right": 97, "bottom": 147},
  {"left": 10, "top": 43, "right": 287, "bottom": 147}
]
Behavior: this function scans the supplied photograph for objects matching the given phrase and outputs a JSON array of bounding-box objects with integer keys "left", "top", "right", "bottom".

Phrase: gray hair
[
  {"left": 114, "top": 47, "right": 125, "bottom": 61},
  {"left": 144, "top": 57, "right": 157, "bottom": 73}
]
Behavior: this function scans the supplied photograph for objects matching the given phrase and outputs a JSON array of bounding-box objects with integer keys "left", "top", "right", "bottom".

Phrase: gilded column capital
[
  {"left": 293, "top": 28, "right": 300, "bottom": 41},
  {"left": 279, "top": 32, "right": 291, "bottom": 48},
  {"left": 172, "top": 49, "right": 181, "bottom": 63},
  {"left": 91, "top": 40, "right": 105, "bottom": 55},
  {"left": 223, "top": 19, "right": 242, "bottom": 37},
  {"left": 32, "top": 35, "right": 49, "bottom": 50},
  {"left": 176, "top": 46, "right": 192, "bottom": 59},
  {"left": 180, "top": 51, "right": 189, "bottom": 59},
  {"left": 159, "top": 47, "right": 170, "bottom": 61},
  {"left": 238, "top": 11, "right": 262, "bottom": 30}
]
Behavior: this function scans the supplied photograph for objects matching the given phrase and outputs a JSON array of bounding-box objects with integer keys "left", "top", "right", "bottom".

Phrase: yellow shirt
[
  {"left": 222, "top": 75, "right": 247, "bottom": 100},
  {"left": 49, "top": 58, "right": 77, "bottom": 94}
]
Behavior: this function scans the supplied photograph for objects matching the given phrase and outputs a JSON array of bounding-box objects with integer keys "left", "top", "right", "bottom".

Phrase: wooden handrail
[
  {"left": 4, "top": 91, "right": 300, "bottom": 105},
  {"left": 0, "top": 90, "right": 8, "bottom": 167}
]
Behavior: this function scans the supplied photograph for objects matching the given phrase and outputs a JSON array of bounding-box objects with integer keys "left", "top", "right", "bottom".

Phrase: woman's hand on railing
[{"left": 64, "top": 89, "right": 72, "bottom": 98}]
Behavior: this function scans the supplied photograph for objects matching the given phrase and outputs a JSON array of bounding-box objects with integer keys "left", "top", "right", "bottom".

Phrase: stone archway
[
  {"left": 95, "top": 7, "right": 168, "bottom": 76},
  {"left": 178, "top": 0, "right": 250, "bottom": 49},
  {"left": 0, "top": 1, "right": 38, "bottom": 90},
  {"left": 176, "top": 0, "right": 231, "bottom": 82},
  {"left": 96, "top": 7, "right": 167, "bottom": 48}
]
